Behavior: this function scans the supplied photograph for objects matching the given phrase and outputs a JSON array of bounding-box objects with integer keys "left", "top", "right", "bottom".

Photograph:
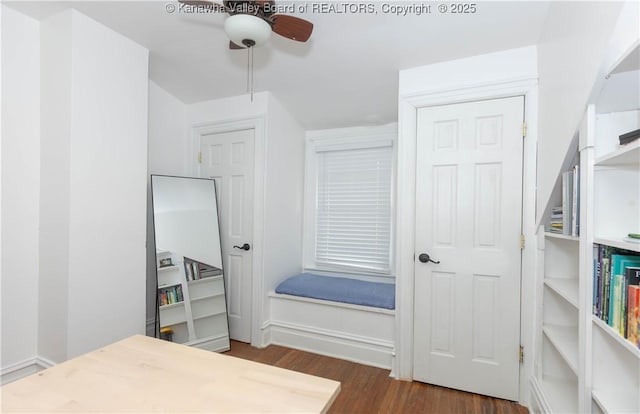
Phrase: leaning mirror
[{"left": 151, "top": 175, "right": 230, "bottom": 352}]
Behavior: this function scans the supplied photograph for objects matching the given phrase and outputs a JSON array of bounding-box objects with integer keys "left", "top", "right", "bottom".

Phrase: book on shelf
[
  {"left": 548, "top": 166, "right": 579, "bottom": 235},
  {"left": 199, "top": 266, "right": 223, "bottom": 279},
  {"left": 610, "top": 274, "right": 624, "bottom": 333},
  {"left": 158, "top": 284, "right": 184, "bottom": 306},
  {"left": 184, "top": 257, "right": 222, "bottom": 281},
  {"left": 624, "top": 267, "right": 640, "bottom": 340},
  {"left": 594, "top": 244, "right": 640, "bottom": 348},
  {"left": 619, "top": 128, "right": 640, "bottom": 145},
  {"left": 184, "top": 261, "right": 194, "bottom": 281},
  {"left": 561, "top": 170, "right": 573, "bottom": 235},
  {"left": 628, "top": 285, "right": 640, "bottom": 346},
  {"left": 548, "top": 206, "right": 563, "bottom": 233},
  {"left": 571, "top": 164, "right": 580, "bottom": 237},
  {"left": 610, "top": 255, "right": 640, "bottom": 334},
  {"left": 593, "top": 245, "right": 601, "bottom": 316}
]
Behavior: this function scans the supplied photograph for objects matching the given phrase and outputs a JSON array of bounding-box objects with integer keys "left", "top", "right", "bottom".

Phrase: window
[{"left": 304, "top": 126, "right": 395, "bottom": 276}]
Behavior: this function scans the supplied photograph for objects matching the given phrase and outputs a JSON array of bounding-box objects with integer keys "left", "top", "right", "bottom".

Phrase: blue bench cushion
[{"left": 275, "top": 273, "right": 395, "bottom": 310}]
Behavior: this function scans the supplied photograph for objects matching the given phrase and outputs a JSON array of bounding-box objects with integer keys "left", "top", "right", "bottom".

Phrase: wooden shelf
[
  {"left": 592, "top": 315, "right": 640, "bottom": 358},
  {"left": 594, "top": 237, "right": 640, "bottom": 252},
  {"left": 543, "top": 325, "right": 579, "bottom": 375},
  {"left": 544, "top": 278, "right": 579, "bottom": 308},
  {"left": 595, "top": 140, "right": 640, "bottom": 167},
  {"left": 540, "top": 377, "right": 578, "bottom": 414}
]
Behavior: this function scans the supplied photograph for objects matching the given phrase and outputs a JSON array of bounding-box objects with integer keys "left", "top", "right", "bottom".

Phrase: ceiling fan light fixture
[{"left": 224, "top": 14, "right": 271, "bottom": 48}]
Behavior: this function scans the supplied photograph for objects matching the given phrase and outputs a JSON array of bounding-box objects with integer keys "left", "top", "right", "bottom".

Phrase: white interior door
[
  {"left": 200, "top": 129, "right": 254, "bottom": 343},
  {"left": 413, "top": 96, "right": 524, "bottom": 400}
]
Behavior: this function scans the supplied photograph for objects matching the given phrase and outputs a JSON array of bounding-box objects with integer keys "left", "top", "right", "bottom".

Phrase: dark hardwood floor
[{"left": 224, "top": 341, "right": 529, "bottom": 414}]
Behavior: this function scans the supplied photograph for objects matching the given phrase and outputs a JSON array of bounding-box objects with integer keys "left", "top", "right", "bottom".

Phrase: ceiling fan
[{"left": 178, "top": 0, "right": 314, "bottom": 49}]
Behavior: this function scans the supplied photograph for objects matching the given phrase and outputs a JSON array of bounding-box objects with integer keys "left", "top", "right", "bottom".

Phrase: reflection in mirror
[{"left": 151, "top": 175, "right": 230, "bottom": 352}]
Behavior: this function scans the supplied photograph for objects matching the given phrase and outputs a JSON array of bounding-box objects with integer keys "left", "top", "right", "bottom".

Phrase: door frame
[
  {"left": 395, "top": 78, "right": 539, "bottom": 405},
  {"left": 189, "top": 116, "right": 266, "bottom": 348}
]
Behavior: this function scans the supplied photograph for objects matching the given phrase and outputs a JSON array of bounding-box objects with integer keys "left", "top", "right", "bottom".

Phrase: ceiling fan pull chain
[
  {"left": 245, "top": 45, "right": 254, "bottom": 103},
  {"left": 246, "top": 46, "right": 250, "bottom": 95}
]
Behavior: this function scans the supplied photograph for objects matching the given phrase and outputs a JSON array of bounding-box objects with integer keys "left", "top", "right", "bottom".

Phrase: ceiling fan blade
[
  {"left": 178, "top": 0, "right": 227, "bottom": 13},
  {"left": 271, "top": 15, "right": 313, "bottom": 42},
  {"left": 255, "top": 0, "right": 275, "bottom": 15},
  {"left": 229, "top": 41, "right": 245, "bottom": 49}
]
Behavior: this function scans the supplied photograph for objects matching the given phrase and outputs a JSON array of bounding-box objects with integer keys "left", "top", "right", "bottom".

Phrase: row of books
[
  {"left": 549, "top": 164, "right": 580, "bottom": 236},
  {"left": 158, "top": 284, "right": 184, "bottom": 307},
  {"left": 184, "top": 258, "right": 223, "bottom": 281},
  {"left": 593, "top": 244, "right": 640, "bottom": 348}
]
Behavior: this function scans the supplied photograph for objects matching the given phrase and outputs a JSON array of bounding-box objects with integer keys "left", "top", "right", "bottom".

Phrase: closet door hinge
[
  {"left": 198, "top": 152, "right": 202, "bottom": 164},
  {"left": 522, "top": 122, "right": 527, "bottom": 138},
  {"left": 519, "top": 345, "right": 524, "bottom": 364},
  {"left": 520, "top": 234, "right": 525, "bottom": 250}
]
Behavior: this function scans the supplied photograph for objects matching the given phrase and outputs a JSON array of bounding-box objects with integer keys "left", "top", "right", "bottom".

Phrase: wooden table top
[{"left": 1, "top": 335, "right": 341, "bottom": 413}]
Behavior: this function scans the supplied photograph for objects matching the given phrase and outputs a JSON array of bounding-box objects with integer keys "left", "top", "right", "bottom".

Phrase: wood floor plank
[{"left": 224, "top": 341, "right": 528, "bottom": 414}]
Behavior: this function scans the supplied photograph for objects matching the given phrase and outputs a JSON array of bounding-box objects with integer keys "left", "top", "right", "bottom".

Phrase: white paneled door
[
  {"left": 413, "top": 96, "right": 525, "bottom": 400},
  {"left": 200, "top": 129, "right": 254, "bottom": 343}
]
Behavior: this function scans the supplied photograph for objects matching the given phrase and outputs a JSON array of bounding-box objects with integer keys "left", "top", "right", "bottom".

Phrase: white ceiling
[{"left": 5, "top": 1, "right": 552, "bottom": 129}]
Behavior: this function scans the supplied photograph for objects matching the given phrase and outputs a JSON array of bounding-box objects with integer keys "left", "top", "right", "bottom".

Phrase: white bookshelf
[
  {"left": 155, "top": 251, "right": 230, "bottom": 352},
  {"left": 538, "top": 230, "right": 580, "bottom": 412},
  {"left": 534, "top": 41, "right": 640, "bottom": 414},
  {"left": 589, "top": 41, "right": 640, "bottom": 414}
]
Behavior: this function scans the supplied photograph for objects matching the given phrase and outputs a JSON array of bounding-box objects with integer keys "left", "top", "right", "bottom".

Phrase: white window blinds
[{"left": 315, "top": 145, "right": 392, "bottom": 273}]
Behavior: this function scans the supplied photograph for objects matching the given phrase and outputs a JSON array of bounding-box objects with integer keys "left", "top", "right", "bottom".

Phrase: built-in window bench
[{"left": 266, "top": 273, "right": 396, "bottom": 370}]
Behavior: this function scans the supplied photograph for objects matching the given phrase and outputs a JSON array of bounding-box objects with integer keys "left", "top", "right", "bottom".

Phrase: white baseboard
[
  {"left": 264, "top": 320, "right": 395, "bottom": 370},
  {"left": 267, "top": 292, "right": 395, "bottom": 371},
  {"left": 529, "top": 377, "right": 551, "bottom": 414},
  {"left": 1, "top": 356, "right": 55, "bottom": 385}
]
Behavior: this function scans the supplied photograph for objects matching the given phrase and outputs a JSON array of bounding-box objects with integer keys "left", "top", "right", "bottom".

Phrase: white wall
[
  {"left": 399, "top": 46, "right": 538, "bottom": 96},
  {"left": 1, "top": 5, "right": 41, "bottom": 372},
  {"left": 146, "top": 80, "right": 188, "bottom": 333},
  {"left": 261, "top": 93, "right": 305, "bottom": 326},
  {"left": 38, "top": 9, "right": 72, "bottom": 364},
  {"left": 187, "top": 93, "right": 268, "bottom": 133},
  {"left": 67, "top": 10, "right": 149, "bottom": 358},
  {"left": 148, "top": 81, "right": 188, "bottom": 176},
  {"left": 536, "top": 1, "right": 624, "bottom": 223},
  {"left": 39, "top": 9, "right": 149, "bottom": 361}
]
